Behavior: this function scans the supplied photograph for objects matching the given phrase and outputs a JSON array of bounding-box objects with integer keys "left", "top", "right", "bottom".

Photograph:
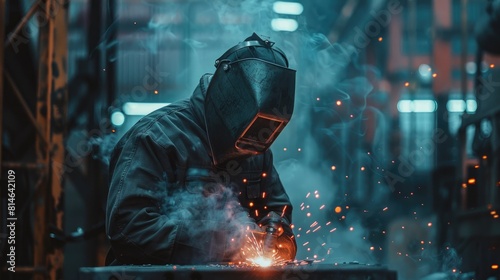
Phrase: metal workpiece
[{"left": 79, "top": 263, "right": 397, "bottom": 280}]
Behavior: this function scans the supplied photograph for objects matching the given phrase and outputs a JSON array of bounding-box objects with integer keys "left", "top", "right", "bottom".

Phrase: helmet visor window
[{"left": 235, "top": 114, "right": 285, "bottom": 153}]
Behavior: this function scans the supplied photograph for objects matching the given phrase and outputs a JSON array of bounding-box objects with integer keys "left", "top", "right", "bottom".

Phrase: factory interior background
[{"left": 1, "top": 0, "right": 500, "bottom": 279}]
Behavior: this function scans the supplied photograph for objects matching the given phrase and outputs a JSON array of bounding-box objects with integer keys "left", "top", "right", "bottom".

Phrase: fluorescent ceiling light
[
  {"left": 273, "top": 1, "right": 304, "bottom": 15},
  {"left": 446, "top": 99, "right": 477, "bottom": 113},
  {"left": 466, "top": 99, "right": 477, "bottom": 113},
  {"left": 123, "top": 102, "right": 171, "bottom": 116},
  {"left": 271, "top": 18, "right": 298, "bottom": 32},
  {"left": 397, "top": 100, "right": 437, "bottom": 113}
]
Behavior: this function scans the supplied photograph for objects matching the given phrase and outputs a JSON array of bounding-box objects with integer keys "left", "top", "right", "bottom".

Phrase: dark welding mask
[{"left": 204, "top": 34, "right": 296, "bottom": 165}]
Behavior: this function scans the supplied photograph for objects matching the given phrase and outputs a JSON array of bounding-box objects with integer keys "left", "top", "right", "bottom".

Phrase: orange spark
[{"left": 281, "top": 205, "right": 288, "bottom": 217}]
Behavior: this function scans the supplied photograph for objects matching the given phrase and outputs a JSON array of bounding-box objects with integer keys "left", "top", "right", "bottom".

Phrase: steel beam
[
  {"left": 35, "top": 0, "right": 68, "bottom": 279},
  {"left": 4, "top": 0, "right": 41, "bottom": 48},
  {"left": 5, "top": 71, "right": 49, "bottom": 146}
]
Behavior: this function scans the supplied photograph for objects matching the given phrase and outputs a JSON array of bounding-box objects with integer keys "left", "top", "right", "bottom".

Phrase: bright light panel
[
  {"left": 111, "top": 111, "right": 125, "bottom": 126},
  {"left": 273, "top": 1, "right": 304, "bottom": 15},
  {"left": 446, "top": 99, "right": 477, "bottom": 113},
  {"left": 397, "top": 100, "right": 437, "bottom": 113},
  {"left": 271, "top": 18, "right": 298, "bottom": 32},
  {"left": 123, "top": 102, "right": 171, "bottom": 116}
]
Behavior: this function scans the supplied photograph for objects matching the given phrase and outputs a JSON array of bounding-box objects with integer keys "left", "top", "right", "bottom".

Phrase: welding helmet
[{"left": 204, "top": 33, "right": 296, "bottom": 165}]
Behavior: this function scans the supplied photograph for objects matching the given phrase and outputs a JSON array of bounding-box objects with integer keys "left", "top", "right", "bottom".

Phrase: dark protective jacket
[{"left": 106, "top": 74, "right": 296, "bottom": 265}]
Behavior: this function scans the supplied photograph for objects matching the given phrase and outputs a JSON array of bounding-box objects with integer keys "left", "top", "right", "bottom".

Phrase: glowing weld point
[
  {"left": 336, "top": 100, "right": 342, "bottom": 106},
  {"left": 316, "top": 97, "right": 320, "bottom": 101},
  {"left": 331, "top": 166, "right": 336, "bottom": 170},
  {"left": 378, "top": 37, "right": 383, "bottom": 41},
  {"left": 249, "top": 257, "right": 272, "bottom": 267}
]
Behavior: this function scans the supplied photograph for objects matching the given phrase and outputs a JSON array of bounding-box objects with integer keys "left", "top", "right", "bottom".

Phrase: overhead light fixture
[
  {"left": 446, "top": 99, "right": 477, "bottom": 113},
  {"left": 111, "top": 111, "right": 125, "bottom": 126},
  {"left": 397, "top": 100, "right": 437, "bottom": 113},
  {"left": 271, "top": 18, "right": 298, "bottom": 32},
  {"left": 123, "top": 102, "right": 171, "bottom": 116},
  {"left": 273, "top": 1, "right": 304, "bottom": 15}
]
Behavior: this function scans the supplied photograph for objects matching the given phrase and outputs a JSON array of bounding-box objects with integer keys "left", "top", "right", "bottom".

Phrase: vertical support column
[
  {"left": 35, "top": 0, "right": 68, "bottom": 279},
  {"left": 35, "top": 0, "right": 53, "bottom": 278},
  {"left": 48, "top": 0, "right": 68, "bottom": 278}
]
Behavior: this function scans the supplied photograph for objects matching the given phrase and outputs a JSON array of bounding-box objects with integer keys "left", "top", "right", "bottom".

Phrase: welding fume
[{"left": 105, "top": 33, "right": 297, "bottom": 266}]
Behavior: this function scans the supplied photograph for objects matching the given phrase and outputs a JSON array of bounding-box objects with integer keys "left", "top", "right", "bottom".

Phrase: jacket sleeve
[
  {"left": 257, "top": 150, "right": 297, "bottom": 260},
  {"left": 106, "top": 132, "right": 179, "bottom": 264}
]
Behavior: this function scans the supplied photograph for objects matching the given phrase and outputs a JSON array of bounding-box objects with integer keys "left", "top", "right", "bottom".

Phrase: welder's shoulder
[{"left": 114, "top": 100, "right": 193, "bottom": 151}]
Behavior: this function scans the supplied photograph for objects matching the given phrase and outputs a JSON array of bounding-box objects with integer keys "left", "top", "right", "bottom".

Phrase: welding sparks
[{"left": 244, "top": 231, "right": 284, "bottom": 267}]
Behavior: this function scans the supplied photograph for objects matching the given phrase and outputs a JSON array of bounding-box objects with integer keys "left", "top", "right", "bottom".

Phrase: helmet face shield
[
  {"left": 235, "top": 113, "right": 286, "bottom": 153},
  {"left": 204, "top": 58, "right": 296, "bottom": 165}
]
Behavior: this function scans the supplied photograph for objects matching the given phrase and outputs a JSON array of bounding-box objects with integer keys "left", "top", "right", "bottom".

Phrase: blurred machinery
[{"left": 434, "top": 0, "right": 500, "bottom": 278}]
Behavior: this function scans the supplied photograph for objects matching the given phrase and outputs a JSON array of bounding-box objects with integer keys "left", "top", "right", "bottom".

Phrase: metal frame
[{"left": 1, "top": 0, "right": 68, "bottom": 279}]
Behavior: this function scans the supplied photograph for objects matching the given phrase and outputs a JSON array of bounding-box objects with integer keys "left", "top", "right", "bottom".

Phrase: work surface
[{"left": 79, "top": 262, "right": 397, "bottom": 280}]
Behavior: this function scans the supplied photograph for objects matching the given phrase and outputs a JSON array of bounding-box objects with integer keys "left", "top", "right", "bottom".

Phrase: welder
[{"left": 105, "top": 33, "right": 297, "bottom": 265}]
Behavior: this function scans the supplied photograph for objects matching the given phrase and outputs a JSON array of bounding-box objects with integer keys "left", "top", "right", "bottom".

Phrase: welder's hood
[{"left": 204, "top": 33, "right": 296, "bottom": 165}]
